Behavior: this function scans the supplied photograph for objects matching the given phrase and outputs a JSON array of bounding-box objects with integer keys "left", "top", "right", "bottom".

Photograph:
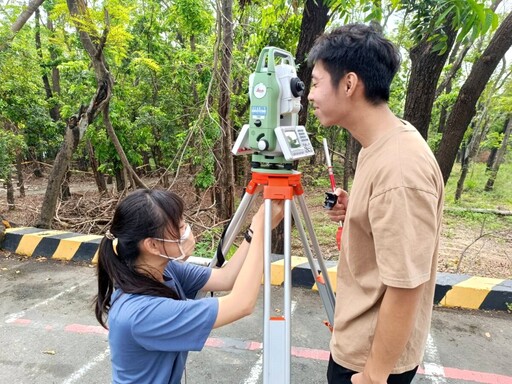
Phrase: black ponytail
[{"left": 95, "top": 189, "right": 185, "bottom": 329}]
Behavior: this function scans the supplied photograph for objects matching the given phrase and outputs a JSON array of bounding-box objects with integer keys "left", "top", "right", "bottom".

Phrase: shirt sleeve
[
  {"left": 369, "top": 186, "right": 440, "bottom": 288},
  {"left": 168, "top": 262, "right": 212, "bottom": 299},
  {"left": 131, "top": 296, "right": 219, "bottom": 352}
]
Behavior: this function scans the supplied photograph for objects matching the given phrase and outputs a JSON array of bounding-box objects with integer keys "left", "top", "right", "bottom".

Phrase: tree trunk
[
  {"left": 436, "top": 11, "right": 512, "bottom": 185},
  {"left": 103, "top": 104, "right": 147, "bottom": 190},
  {"left": 343, "top": 134, "right": 353, "bottom": 191},
  {"left": 6, "top": 171, "right": 15, "bottom": 210},
  {"left": 48, "top": 16, "right": 62, "bottom": 119},
  {"left": 485, "top": 116, "right": 511, "bottom": 191},
  {"left": 34, "top": 9, "right": 62, "bottom": 121},
  {"left": 15, "top": 153, "right": 25, "bottom": 197},
  {"left": 0, "top": 0, "right": 46, "bottom": 50},
  {"left": 404, "top": 26, "right": 457, "bottom": 140},
  {"left": 37, "top": 107, "right": 87, "bottom": 227},
  {"left": 342, "top": 134, "right": 361, "bottom": 190},
  {"left": 213, "top": 0, "right": 235, "bottom": 220},
  {"left": 115, "top": 166, "right": 126, "bottom": 192},
  {"left": 436, "top": 40, "right": 472, "bottom": 133},
  {"left": 61, "top": 169, "right": 71, "bottom": 201},
  {"left": 295, "top": 0, "right": 330, "bottom": 126},
  {"left": 435, "top": 42, "right": 472, "bottom": 99},
  {"left": 37, "top": 1, "right": 114, "bottom": 228},
  {"left": 454, "top": 52, "right": 508, "bottom": 200},
  {"left": 87, "top": 140, "right": 107, "bottom": 193},
  {"left": 486, "top": 146, "right": 498, "bottom": 171},
  {"left": 454, "top": 127, "right": 482, "bottom": 201}
]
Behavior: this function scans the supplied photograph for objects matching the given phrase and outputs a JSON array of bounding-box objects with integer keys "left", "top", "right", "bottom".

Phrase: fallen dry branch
[
  {"left": 51, "top": 190, "right": 234, "bottom": 245},
  {"left": 445, "top": 207, "right": 512, "bottom": 216}
]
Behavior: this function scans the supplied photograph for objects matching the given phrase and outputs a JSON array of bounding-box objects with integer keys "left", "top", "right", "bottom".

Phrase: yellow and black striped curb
[
  {"left": 2, "top": 227, "right": 511, "bottom": 311},
  {"left": 1, "top": 227, "right": 101, "bottom": 264}
]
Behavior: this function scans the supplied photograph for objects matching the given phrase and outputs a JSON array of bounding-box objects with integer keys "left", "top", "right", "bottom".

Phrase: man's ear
[{"left": 344, "top": 72, "right": 359, "bottom": 97}]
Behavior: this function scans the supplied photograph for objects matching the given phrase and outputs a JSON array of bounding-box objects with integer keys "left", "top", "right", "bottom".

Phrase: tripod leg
[
  {"left": 263, "top": 198, "right": 292, "bottom": 384},
  {"left": 208, "top": 191, "right": 259, "bottom": 268},
  {"left": 291, "top": 196, "right": 335, "bottom": 327}
]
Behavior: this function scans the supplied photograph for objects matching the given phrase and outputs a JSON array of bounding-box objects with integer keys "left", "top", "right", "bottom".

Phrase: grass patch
[
  {"left": 443, "top": 210, "right": 512, "bottom": 232},
  {"left": 443, "top": 161, "right": 512, "bottom": 234},
  {"left": 444, "top": 162, "right": 512, "bottom": 210}
]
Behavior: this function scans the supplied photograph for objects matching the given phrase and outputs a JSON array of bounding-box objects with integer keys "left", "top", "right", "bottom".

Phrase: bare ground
[{"left": 1, "top": 171, "right": 511, "bottom": 280}]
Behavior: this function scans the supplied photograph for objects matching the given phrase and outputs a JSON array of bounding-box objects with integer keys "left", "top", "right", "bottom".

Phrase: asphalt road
[{"left": 1, "top": 255, "right": 511, "bottom": 384}]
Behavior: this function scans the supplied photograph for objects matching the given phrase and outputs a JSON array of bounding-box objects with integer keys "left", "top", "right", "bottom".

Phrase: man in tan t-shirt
[{"left": 307, "top": 24, "right": 444, "bottom": 384}]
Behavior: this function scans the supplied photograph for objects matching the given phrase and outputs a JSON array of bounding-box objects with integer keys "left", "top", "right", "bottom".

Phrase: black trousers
[{"left": 327, "top": 355, "right": 418, "bottom": 384}]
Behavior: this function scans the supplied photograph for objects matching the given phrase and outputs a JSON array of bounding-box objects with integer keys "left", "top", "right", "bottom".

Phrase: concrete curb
[{"left": 2, "top": 227, "right": 511, "bottom": 312}]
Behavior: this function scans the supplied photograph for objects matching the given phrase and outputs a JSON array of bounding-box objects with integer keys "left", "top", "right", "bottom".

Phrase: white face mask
[
  {"left": 153, "top": 224, "right": 192, "bottom": 262},
  {"left": 157, "top": 245, "right": 187, "bottom": 262}
]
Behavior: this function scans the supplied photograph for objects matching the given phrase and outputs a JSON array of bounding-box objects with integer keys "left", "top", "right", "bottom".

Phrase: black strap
[
  {"left": 213, "top": 188, "right": 247, "bottom": 268},
  {"left": 214, "top": 221, "right": 229, "bottom": 267}
]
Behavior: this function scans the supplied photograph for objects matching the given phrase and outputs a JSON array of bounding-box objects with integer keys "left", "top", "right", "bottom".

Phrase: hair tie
[{"left": 105, "top": 230, "right": 119, "bottom": 256}]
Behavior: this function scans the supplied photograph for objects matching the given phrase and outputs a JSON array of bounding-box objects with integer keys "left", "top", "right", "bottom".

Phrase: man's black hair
[{"left": 308, "top": 23, "right": 401, "bottom": 104}]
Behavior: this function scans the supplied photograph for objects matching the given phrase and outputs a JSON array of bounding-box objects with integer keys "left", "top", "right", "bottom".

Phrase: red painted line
[
  {"left": 429, "top": 367, "right": 512, "bottom": 384},
  {"left": 13, "top": 318, "right": 31, "bottom": 325},
  {"left": 6, "top": 319, "right": 512, "bottom": 384},
  {"left": 204, "top": 338, "right": 224, "bottom": 348},
  {"left": 64, "top": 323, "right": 108, "bottom": 335},
  {"left": 247, "top": 341, "right": 262, "bottom": 351},
  {"left": 203, "top": 337, "right": 512, "bottom": 384},
  {"left": 291, "top": 346, "right": 329, "bottom": 361}
]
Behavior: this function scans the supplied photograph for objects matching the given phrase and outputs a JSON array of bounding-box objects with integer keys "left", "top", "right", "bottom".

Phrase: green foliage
[
  {"left": 245, "top": 0, "right": 302, "bottom": 57},
  {"left": 0, "top": 29, "right": 60, "bottom": 159},
  {"left": 0, "top": 130, "right": 26, "bottom": 179},
  {"left": 427, "top": 132, "right": 443, "bottom": 154},
  {"left": 170, "top": 0, "right": 214, "bottom": 38},
  {"left": 482, "top": 131, "right": 505, "bottom": 151},
  {"left": 1, "top": 0, "right": 510, "bottom": 223},
  {"left": 397, "top": 0, "right": 498, "bottom": 54},
  {"left": 193, "top": 225, "right": 238, "bottom": 260}
]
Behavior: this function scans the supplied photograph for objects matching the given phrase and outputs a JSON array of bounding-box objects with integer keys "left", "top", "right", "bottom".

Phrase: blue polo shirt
[{"left": 108, "top": 262, "right": 218, "bottom": 384}]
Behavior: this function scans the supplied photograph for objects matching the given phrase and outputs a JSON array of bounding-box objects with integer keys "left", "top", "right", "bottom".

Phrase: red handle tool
[{"left": 323, "top": 138, "right": 343, "bottom": 250}]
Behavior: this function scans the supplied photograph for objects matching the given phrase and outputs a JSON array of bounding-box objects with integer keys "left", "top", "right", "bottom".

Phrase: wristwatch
[{"left": 244, "top": 228, "right": 253, "bottom": 243}]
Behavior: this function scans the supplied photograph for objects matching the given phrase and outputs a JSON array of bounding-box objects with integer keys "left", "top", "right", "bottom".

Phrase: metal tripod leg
[
  {"left": 263, "top": 193, "right": 335, "bottom": 383},
  {"left": 263, "top": 197, "right": 292, "bottom": 384},
  {"left": 207, "top": 190, "right": 260, "bottom": 268},
  {"left": 196, "top": 190, "right": 260, "bottom": 300},
  {"left": 292, "top": 194, "right": 335, "bottom": 326},
  {"left": 198, "top": 171, "right": 335, "bottom": 383}
]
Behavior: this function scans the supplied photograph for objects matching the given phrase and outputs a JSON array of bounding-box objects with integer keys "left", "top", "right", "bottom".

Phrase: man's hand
[{"left": 326, "top": 188, "right": 349, "bottom": 223}]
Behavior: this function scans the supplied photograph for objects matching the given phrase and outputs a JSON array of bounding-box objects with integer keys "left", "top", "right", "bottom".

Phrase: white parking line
[
  {"left": 62, "top": 347, "right": 110, "bottom": 384},
  {"left": 244, "top": 354, "right": 263, "bottom": 384},
  {"left": 423, "top": 332, "right": 447, "bottom": 383},
  {"left": 4, "top": 280, "right": 90, "bottom": 323}
]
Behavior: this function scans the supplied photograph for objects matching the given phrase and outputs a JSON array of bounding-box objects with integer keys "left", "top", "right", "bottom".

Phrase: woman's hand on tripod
[
  {"left": 213, "top": 200, "right": 284, "bottom": 329},
  {"left": 251, "top": 200, "right": 285, "bottom": 231}
]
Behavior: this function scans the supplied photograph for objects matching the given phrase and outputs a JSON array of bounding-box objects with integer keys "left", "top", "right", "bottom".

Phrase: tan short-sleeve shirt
[{"left": 330, "top": 122, "right": 444, "bottom": 373}]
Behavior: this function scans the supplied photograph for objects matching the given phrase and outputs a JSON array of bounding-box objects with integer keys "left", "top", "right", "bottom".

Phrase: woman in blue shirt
[{"left": 95, "top": 188, "right": 283, "bottom": 384}]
